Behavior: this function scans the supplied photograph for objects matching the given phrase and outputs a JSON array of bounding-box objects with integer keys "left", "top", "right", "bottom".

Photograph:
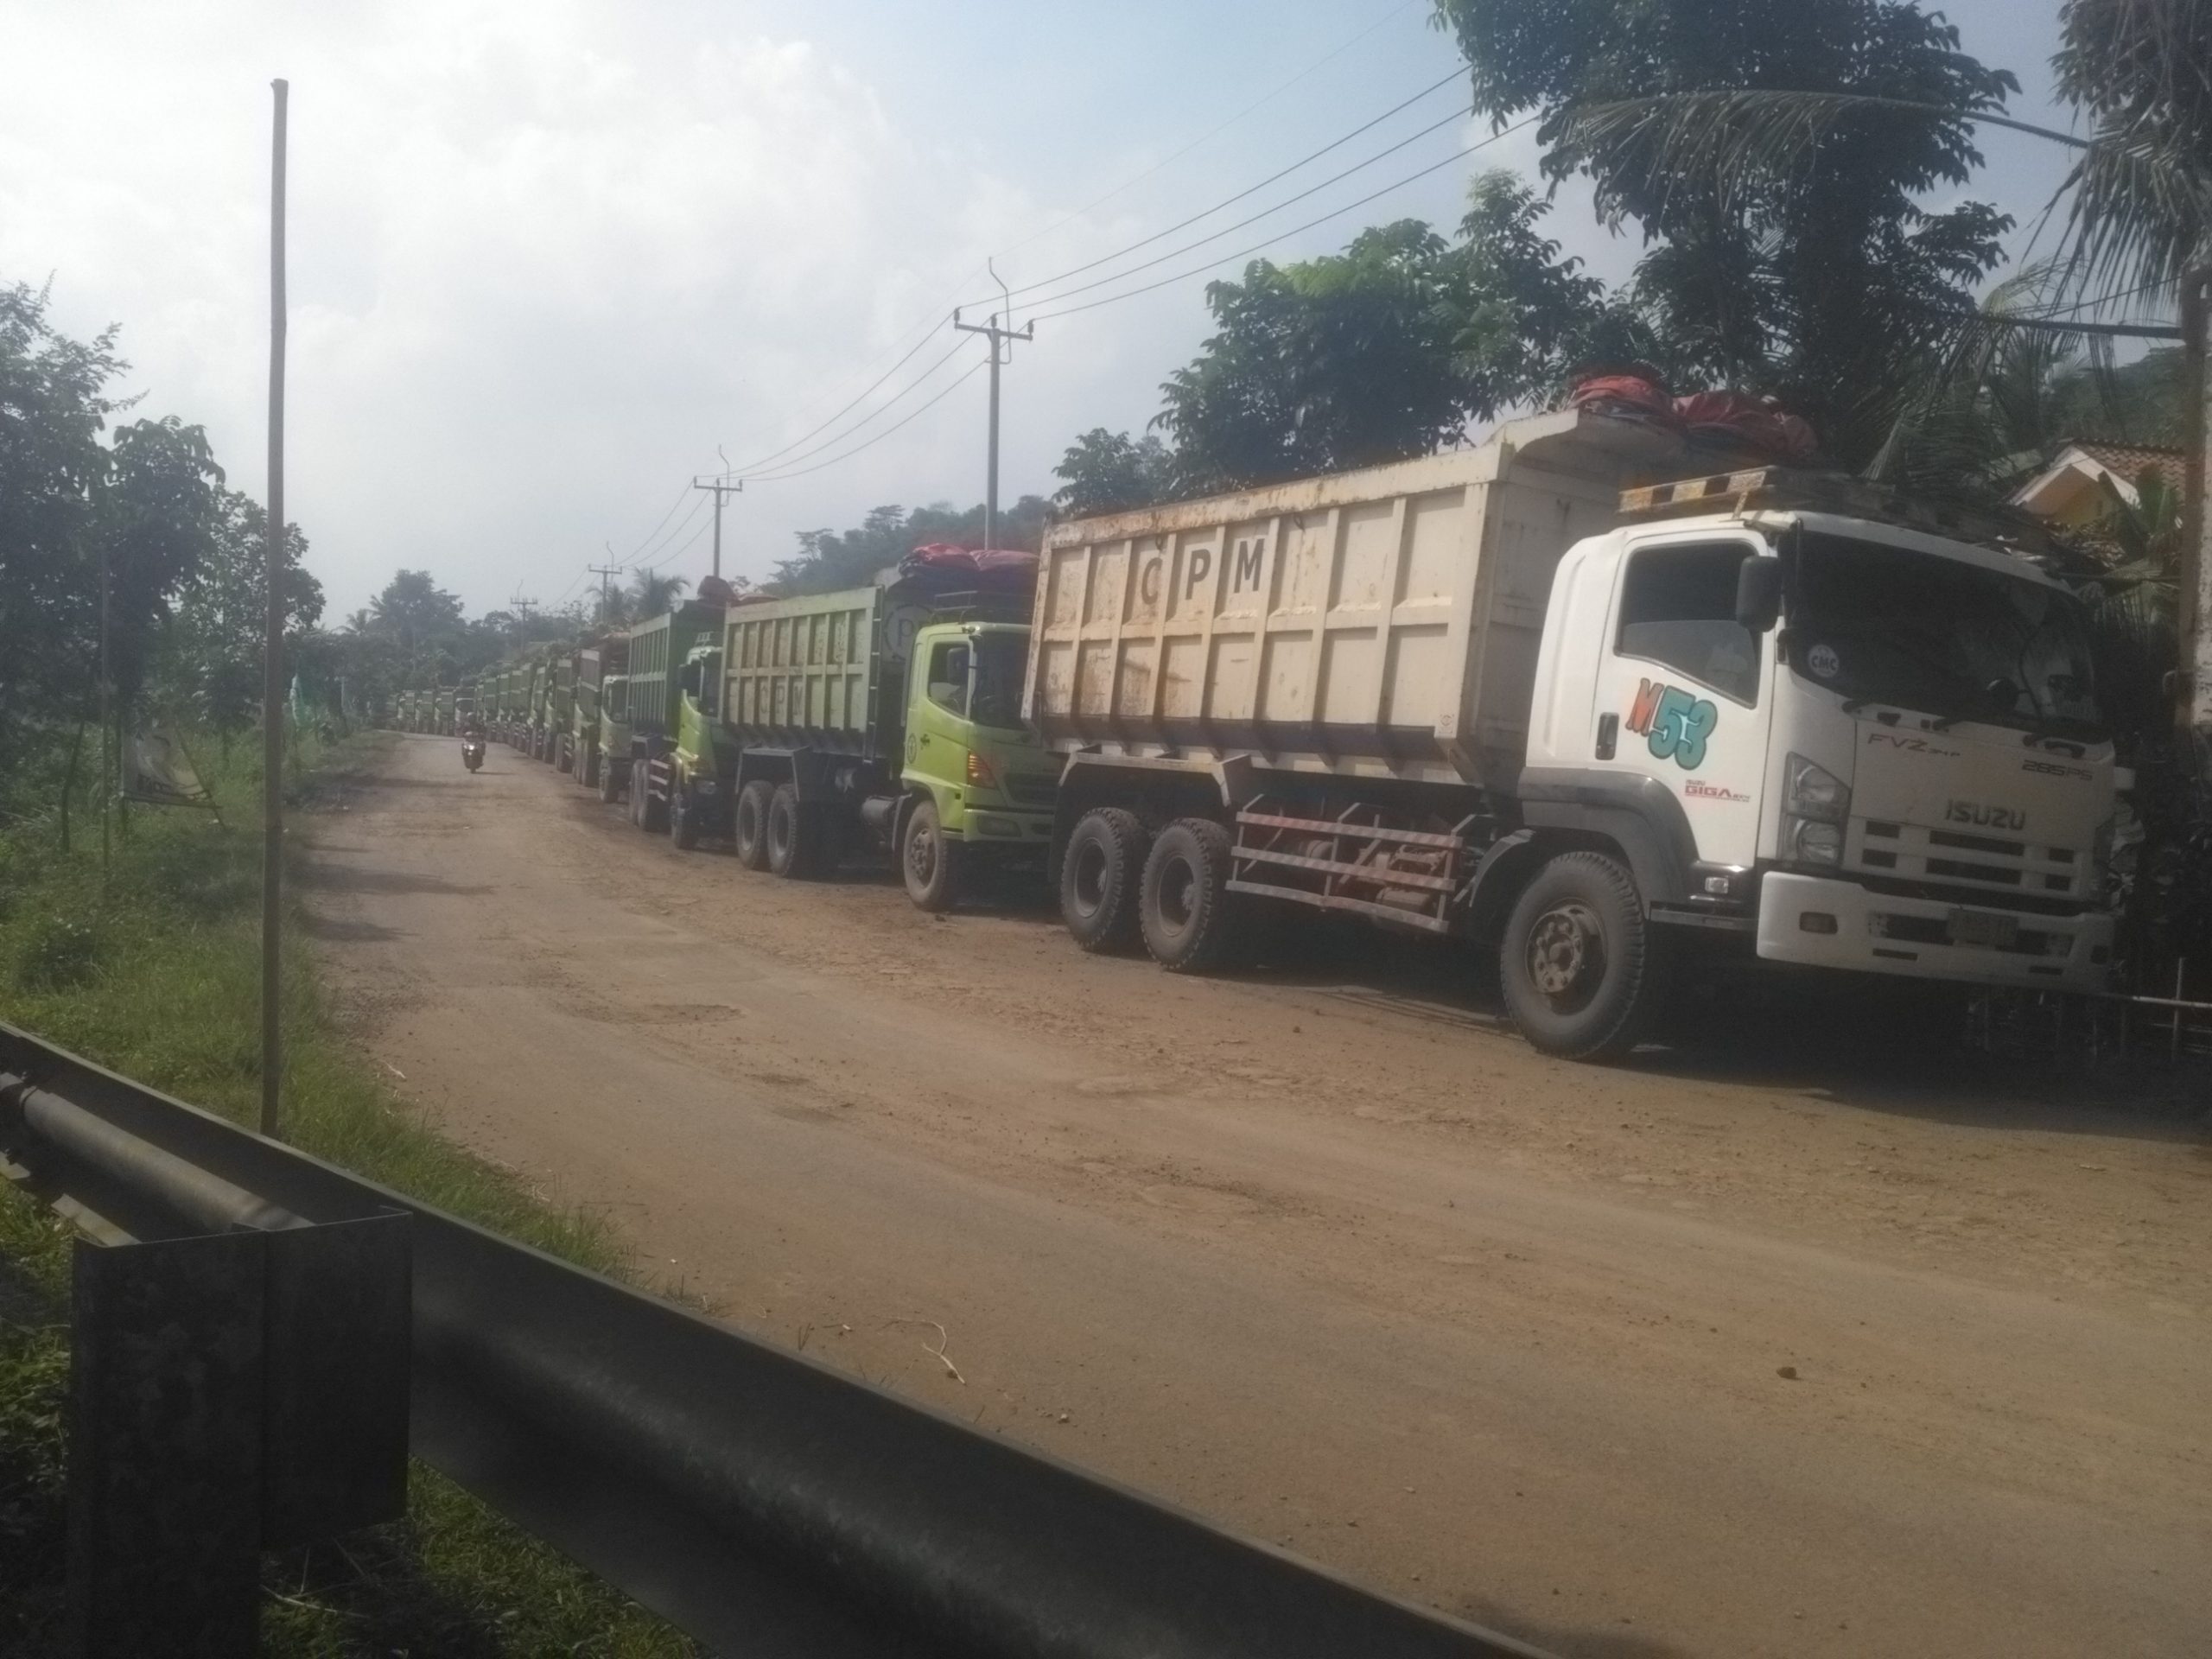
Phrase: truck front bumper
[
  {"left": 957, "top": 808, "right": 1054, "bottom": 849},
  {"left": 1756, "top": 872, "right": 2113, "bottom": 993}
]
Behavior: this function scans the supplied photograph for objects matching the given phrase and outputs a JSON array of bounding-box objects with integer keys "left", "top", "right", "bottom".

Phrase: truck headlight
[
  {"left": 1783, "top": 753, "right": 1850, "bottom": 868},
  {"left": 1789, "top": 819, "right": 1845, "bottom": 866},
  {"left": 1784, "top": 753, "right": 1850, "bottom": 823}
]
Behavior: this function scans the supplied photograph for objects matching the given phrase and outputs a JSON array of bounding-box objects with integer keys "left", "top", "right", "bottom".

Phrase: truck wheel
[
  {"left": 599, "top": 755, "right": 622, "bottom": 804},
  {"left": 1140, "top": 817, "right": 1243, "bottom": 973},
  {"left": 901, "top": 800, "right": 962, "bottom": 912},
  {"left": 640, "top": 766, "right": 670, "bottom": 834},
  {"left": 627, "top": 761, "right": 644, "bottom": 826},
  {"left": 733, "top": 781, "right": 775, "bottom": 870},
  {"left": 670, "top": 779, "right": 700, "bottom": 850},
  {"left": 1061, "top": 808, "right": 1148, "bottom": 953},
  {"left": 766, "top": 784, "right": 810, "bottom": 878},
  {"left": 1500, "top": 852, "right": 1659, "bottom": 1063}
]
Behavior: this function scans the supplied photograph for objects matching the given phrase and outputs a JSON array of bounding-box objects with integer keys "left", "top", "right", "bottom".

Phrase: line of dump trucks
[{"left": 391, "top": 410, "right": 2120, "bottom": 1061}]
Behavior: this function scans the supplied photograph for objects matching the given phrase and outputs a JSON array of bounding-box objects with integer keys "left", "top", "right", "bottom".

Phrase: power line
[
  {"left": 701, "top": 5, "right": 1425, "bottom": 478},
  {"left": 1027, "top": 115, "right": 1538, "bottom": 324},
  {"left": 624, "top": 487, "right": 711, "bottom": 569},
  {"left": 743, "top": 361, "right": 986, "bottom": 484},
  {"left": 974, "top": 67, "right": 1468, "bottom": 309},
  {"left": 991, "top": 0, "right": 1427, "bottom": 265},
  {"left": 731, "top": 338, "right": 969, "bottom": 480},
  {"left": 1001, "top": 99, "right": 1482, "bottom": 315},
  {"left": 721, "top": 327, "right": 962, "bottom": 477}
]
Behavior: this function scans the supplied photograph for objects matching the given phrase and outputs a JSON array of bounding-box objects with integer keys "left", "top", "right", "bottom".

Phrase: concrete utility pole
[
  {"left": 693, "top": 466, "right": 741, "bottom": 582},
  {"left": 590, "top": 551, "right": 624, "bottom": 625},
  {"left": 953, "top": 264, "right": 1033, "bottom": 551},
  {"left": 260, "top": 78, "right": 289, "bottom": 1140}
]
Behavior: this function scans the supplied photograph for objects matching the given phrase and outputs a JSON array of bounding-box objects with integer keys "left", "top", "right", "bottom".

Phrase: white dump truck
[{"left": 1023, "top": 409, "right": 2119, "bottom": 1060}]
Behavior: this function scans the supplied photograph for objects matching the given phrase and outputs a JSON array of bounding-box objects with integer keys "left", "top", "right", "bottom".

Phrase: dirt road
[{"left": 305, "top": 734, "right": 2211, "bottom": 1657}]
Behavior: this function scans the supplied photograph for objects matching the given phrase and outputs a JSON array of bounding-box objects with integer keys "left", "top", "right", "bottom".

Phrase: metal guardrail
[{"left": 0, "top": 1021, "right": 1547, "bottom": 1659}]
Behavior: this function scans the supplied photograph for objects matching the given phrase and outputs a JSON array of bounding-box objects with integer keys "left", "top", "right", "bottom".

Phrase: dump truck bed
[{"left": 1024, "top": 410, "right": 1692, "bottom": 789}]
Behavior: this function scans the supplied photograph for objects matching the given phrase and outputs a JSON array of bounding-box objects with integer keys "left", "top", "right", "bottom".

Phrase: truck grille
[
  {"left": 1848, "top": 819, "right": 2084, "bottom": 910},
  {"left": 1005, "top": 772, "right": 1058, "bottom": 807}
]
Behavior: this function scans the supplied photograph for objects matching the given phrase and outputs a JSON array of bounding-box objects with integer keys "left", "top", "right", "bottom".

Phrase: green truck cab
[
  {"left": 620, "top": 601, "right": 727, "bottom": 834},
  {"left": 533, "top": 648, "right": 574, "bottom": 766},
  {"left": 704, "top": 571, "right": 1053, "bottom": 910},
  {"left": 594, "top": 671, "right": 632, "bottom": 804}
]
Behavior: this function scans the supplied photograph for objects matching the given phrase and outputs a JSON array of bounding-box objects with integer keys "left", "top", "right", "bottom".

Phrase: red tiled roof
[{"left": 2066, "top": 440, "right": 2186, "bottom": 494}]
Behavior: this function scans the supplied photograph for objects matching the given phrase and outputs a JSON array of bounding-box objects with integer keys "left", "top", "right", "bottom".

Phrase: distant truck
[
  {"left": 568, "top": 635, "right": 627, "bottom": 790},
  {"left": 1026, "top": 408, "right": 2119, "bottom": 1059},
  {"left": 615, "top": 572, "right": 1056, "bottom": 906},
  {"left": 621, "top": 601, "right": 726, "bottom": 832}
]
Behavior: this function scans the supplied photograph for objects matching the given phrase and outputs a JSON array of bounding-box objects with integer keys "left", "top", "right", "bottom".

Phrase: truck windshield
[
  {"left": 1784, "top": 531, "right": 2102, "bottom": 737},
  {"left": 969, "top": 632, "right": 1027, "bottom": 730}
]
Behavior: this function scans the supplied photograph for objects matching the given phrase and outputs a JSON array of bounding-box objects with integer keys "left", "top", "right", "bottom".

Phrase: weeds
[{"left": 0, "top": 729, "right": 687, "bottom": 1656}]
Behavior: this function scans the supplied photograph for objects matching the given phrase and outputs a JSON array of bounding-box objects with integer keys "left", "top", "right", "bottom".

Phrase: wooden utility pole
[
  {"left": 260, "top": 78, "right": 289, "bottom": 1140},
  {"left": 692, "top": 475, "right": 741, "bottom": 582},
  {"left": 952, "top": 274, "right": 1032, "bottom": 552}
]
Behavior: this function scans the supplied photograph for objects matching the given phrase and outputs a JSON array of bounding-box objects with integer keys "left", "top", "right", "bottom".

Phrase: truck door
[
  {"left": 1592, "top": 534, "right": 1770, "bottom": 869},
  {"left": 905, "top": 633, "right": 974, "bottom": 802}
]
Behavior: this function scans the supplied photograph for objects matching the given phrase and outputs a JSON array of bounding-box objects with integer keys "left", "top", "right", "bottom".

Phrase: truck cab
[
  {"left": 668, "top": 643, "right": 738, "bottom": 849},
  {"left": 1513, "top": 478, "right": 2114, "bottom": 1046},
  {"left": 894, "top": 619, "right": 1057, "bottom": 904},
  {"left": 595, "top": 673, "right": 631, "bottom": 803}
]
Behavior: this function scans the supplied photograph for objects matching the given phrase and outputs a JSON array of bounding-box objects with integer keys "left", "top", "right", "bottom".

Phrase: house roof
[{"left": 2010, "top": 440, "right": 2186, "bottom": 519}]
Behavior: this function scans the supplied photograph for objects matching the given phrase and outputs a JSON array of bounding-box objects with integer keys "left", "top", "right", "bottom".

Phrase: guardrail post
[{"left": 63, "top": 1211, "right": 410, "bottom": 1657}]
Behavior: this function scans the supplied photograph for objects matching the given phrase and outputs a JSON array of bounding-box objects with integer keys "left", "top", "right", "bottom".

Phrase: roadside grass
[{"left": 0, "top": 729, "right": 689, "bottom": 1656}]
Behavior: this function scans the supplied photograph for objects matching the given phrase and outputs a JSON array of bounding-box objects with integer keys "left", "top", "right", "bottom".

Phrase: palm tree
[{"left": 625, "top": 568, "right": 689, "bottom": 624}]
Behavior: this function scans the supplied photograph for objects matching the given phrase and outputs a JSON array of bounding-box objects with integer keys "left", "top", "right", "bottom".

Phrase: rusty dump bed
[{"left": 1023, "top": 409, "right": 1698, "bottom": 791}]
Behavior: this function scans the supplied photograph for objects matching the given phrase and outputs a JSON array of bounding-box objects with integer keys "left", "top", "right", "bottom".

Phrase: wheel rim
[
  {"left": 1071, "top": 840, "right": 1109, "bottom": 918},
  {"left": 1526, "top": 900, "right": 1605, "bottom": 1011},
  {"left": 1158, "top": 855, "right": 1198, "bottom": 935},
  {"left": 906, "top": 820, "right": 938, "bottom": 887}
]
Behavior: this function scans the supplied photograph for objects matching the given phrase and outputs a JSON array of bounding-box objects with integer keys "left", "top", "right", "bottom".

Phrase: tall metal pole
[
  {"left": 260, "top": 79, "right": 289, "bottom": 1141},
  {"left": 2178, "top": 264, "right": 2212, "bottom": 773},
  {"left": 952, "top": 301, "right": 1032, "bottom": 550},
  {"left": 984, "top": 336, "right": 1001, "bottom": 552},
  {"left": 691, "top": 475, "right": 741, "bottom": 582},
  {"left": 98, "top": 540, "right": 111, "bottom": 878}
]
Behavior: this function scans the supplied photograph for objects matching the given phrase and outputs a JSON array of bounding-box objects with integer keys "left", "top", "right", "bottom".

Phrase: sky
[{"left": 2, "top": 0, "right": 2088, "bottom": 620}]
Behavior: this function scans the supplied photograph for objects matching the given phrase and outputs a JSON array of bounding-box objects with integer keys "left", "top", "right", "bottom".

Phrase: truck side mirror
[{"left": 1735, "top": 556, "right": 1782, "bottom": 633}]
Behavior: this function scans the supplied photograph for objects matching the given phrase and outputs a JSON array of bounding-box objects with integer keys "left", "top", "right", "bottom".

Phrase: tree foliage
[
  {"left": 1433, "top": 0, "right": 2018, "bottom": 466},
  {"left": 156, "top": 491, "right": 323, "bottom": 730},
  {"left": 1057, "top": 175, "right": 1639, "bottom": 509},
  {"left": 773, "top": 497, "right": 1049, "bottom": 594}
]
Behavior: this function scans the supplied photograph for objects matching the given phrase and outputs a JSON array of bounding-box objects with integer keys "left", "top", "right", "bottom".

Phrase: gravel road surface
[{"left": 304, "top": 734, "right": 2212, "bottom": 1657}]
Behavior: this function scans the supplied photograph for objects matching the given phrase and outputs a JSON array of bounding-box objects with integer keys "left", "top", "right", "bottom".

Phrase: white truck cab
[{"left": 1526, "top": 484, "right": 2116, "bottom": 996}]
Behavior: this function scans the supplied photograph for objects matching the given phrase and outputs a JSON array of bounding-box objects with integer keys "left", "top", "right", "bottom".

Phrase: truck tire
[
  {"left": 766, "top": 784, "right": 810, "bottom": 878},
  {"left": 670, "top": 779, "right": 700, "bottom": 850},
  {"left": 627, "top": 760, "right": 645, "bottom": 827},
  {"left": 640, "top": 764, "right": 671, "bottom": 834},
  {"left": 599, "top": 754, "right": 622, "bottom": 804},
  {"left": 1061, "top": 808, "right": 1147, "bottom": 953},
  {"left": 901, "top": 800, "right": 962, "bottom": 912},
  {"left": 733, "top": 780, "right": 775, "bottom": 870},
  {"left": 1140, "top": 817, "right": 1243, "bottom": 973},
  {"left": 1500, "top": 851, "right": 1660, "bottom": 1063}
]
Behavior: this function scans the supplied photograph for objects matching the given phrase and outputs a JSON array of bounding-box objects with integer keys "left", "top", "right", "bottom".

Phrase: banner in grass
[{"left": 123, "top": 729, "right": 214, "bottom": 808}]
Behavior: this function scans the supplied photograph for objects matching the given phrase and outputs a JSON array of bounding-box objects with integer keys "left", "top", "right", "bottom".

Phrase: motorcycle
[{"left": 461, "top": 735, "right": 486, "bottom": 772}]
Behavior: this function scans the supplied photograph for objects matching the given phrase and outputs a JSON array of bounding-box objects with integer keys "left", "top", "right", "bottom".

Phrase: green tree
[
  {"left": 772, "top": 497, "right": 1050, "bottom": 594},
  {"left": 1052, "top": 429, "right": 1177, "bottom": 518},
  {"left": 625, "top": 567, "right": 690, "bottom": 621},
  {"left": 157, "top": 490, "right": 323, "bottom": 729},
  {"left": 1434, "top": 0, "right": 2018, "bottom": 464},
  {"left": 367, "top": 569, "right": 465, "bottom": 654}
]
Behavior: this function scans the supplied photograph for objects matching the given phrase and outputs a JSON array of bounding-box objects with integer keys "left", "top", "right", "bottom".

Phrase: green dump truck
[
  {"left": 700, "top": 569, "right": 1055, "bottom": 908},
  {"left": 567, "top": 634, "right": 627, "bottom": 788},
  {"left": 433, "top": 687, "right": 456, "bottom": 735},
  {"left": 621, "top": 601, "right": 728, "bottom": 833}
]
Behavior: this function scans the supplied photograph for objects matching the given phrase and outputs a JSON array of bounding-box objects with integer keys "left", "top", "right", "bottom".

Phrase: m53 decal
[{"left": 1626, "top": 678, "right": 1717, "bottom": 771}]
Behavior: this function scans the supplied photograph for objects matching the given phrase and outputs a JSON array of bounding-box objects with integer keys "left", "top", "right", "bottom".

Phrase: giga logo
[
  {"left": 1685, "top": 779, "right": 1751, "bottom": 803},
  {"left": 1945, "top": 799, "right": 2026, "bottom": 831}
]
